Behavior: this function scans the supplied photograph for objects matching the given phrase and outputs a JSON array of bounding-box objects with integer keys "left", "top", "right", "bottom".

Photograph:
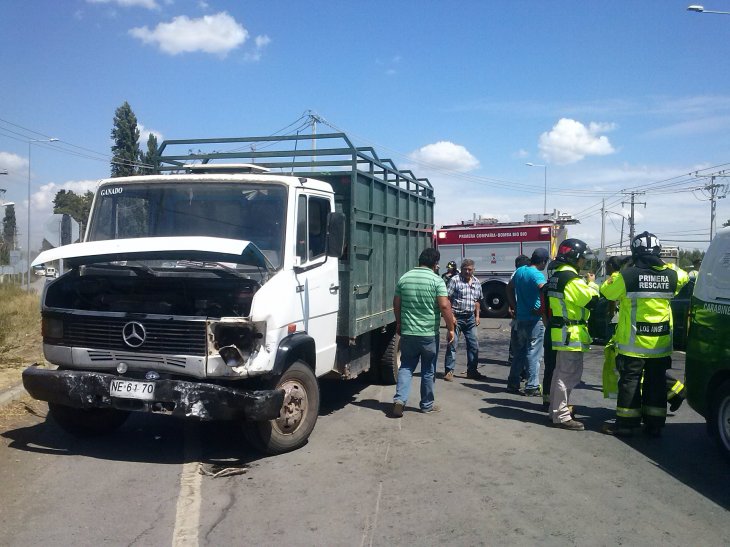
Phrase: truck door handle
[{"left": 329, "top": 284, "right": 340, "bottom": 294}]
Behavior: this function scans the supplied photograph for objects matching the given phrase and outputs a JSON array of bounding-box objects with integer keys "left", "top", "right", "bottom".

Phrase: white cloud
[
  {"left": 130, "top": 12, "right": 248, "bottom": 56},
  {"left": 13, "top": 180, "right": 101, "bottom": 252},
  {"left": 538, "top": 118, "right": 616, "bottom": 165},
  {"left": 87, "top": 0, "right": 159, "bottom": 9},
  {"left": 0, "top": 151, "right": 28, "bottom": 173},
  {"left": 245, "top": 34, "right": 271, "bottom": 62},
  {"left": 512, "top": 149, "right": 529, "bottom": 159},
  {"left": 137, "top": 123, "right": 163, "bottom": 145},
  {"left": 408, "top": 141, "right": 480, "bottom": 173}
]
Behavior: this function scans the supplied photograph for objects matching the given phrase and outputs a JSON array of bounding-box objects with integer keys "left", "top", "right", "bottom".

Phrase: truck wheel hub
[{"left": 274, "top": 379, "right": 308, "bottom": 434}]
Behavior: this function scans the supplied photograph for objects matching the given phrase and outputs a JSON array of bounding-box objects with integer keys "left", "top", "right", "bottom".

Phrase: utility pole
[
  {"left": 600, "top": 198, "right": 606, "bottom": 275},
  {"left": 692, "top": 171, "right": 729, "bottom": 241},
  {"left": 706, "top": 176, "right": 728, "bottom": 240},
  {"left": 622, "top": 191, "right": 646, "bottom": 244}
]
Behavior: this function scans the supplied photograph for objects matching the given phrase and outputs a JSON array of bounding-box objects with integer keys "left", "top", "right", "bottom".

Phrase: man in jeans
[
  {"left": 393, "top": 248, "right": 456, "bottom": 416},
  {"left": 506, "top": 248, "right": 550, "bottom": 396},
  {"left": 443, "top": 259, "right": 484, "bottom": 381}
]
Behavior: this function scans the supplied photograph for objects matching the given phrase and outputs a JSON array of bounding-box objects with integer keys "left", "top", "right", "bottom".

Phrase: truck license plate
[{"left": 110, "top": 379, "right": 155, "bottom": 400}]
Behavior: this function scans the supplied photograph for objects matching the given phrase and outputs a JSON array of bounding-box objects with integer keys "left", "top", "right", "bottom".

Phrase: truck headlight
[{"left": 42, "top": 317, "right": 64, "bottom": 339}]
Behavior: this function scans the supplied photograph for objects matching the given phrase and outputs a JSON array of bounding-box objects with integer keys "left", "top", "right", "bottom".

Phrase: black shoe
[
  {"left": 506, "top": 384, "right": 521, "bottom": 394},
  {"left": 669, "top": 397, "right": 684, "bottom": 413},
  {"left": 643, "top": 425, "right": 662, "bottom": 438},
  {"left": 601, "top": 423, "right": 635, "bottom": 437},
  {"left": 523, "top": 387, "right": 542, "bottom": 397},
  {"left": 466, "top": 370, "right": 486, "bottom": 380}
]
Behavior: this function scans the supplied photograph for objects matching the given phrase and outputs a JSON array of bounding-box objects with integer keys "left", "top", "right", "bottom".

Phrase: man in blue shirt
[{"left": 506, "top": 248, "right": 550, "bottom": 395}]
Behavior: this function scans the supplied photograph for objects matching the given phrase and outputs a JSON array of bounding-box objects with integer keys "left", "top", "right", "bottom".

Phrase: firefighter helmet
[
  {"left": 447, "top": 261, "right": 457, "bottom": 270},
  {"left": 631, "top": 231, "right": 662, "bottom": 257},
  {"left": 555, "top": 239, "right": 591, "bottom": 267}
]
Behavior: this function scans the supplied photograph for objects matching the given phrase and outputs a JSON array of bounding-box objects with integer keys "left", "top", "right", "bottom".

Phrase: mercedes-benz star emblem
[{"left": 122, "top": 321, "right": 146, "bottom": 348}]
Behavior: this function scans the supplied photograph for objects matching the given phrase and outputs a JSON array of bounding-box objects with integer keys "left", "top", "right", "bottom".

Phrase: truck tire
[
  {"left": 244, "top": 360, "right": 319, "bottom": 455},
  {"left": 710, "top": 379, "right": 730, "bottom": 460},
  {"left": 378, "top": 331, "right": 401, "bottom": 385},
  {"left": 48, "top": 403, "right": 129, "bottom": 437},
  {"left": 481, "top": 282, "right": 509, "bottom": 318}
]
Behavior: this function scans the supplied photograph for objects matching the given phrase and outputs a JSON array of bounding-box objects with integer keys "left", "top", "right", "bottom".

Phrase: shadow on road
[
  {"left": 1, "top": 413, "right": 268, "bottom": 466},
  {"left": 606, "top": 421, "right": 730, "bottom": 510}
]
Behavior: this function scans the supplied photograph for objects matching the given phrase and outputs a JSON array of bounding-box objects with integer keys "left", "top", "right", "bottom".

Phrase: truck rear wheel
[
  {"left": 481, "top": 282, "right": 508, "bottom": 318},
  {"left": 710, "top": 379, "right": 730, "bottom": 460},
  {"left": 378, "top": 331, "right": 401, "bottom": 385},
  {"left": 244, "top": 361, "right": 319, "bottom": 455},
  {"left": 48, "top": 403, "right": 129, "bottom": 437}
]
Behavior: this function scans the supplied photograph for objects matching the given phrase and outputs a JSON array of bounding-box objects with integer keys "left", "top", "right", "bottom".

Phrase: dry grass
[{"left": 0, "top": 283, "right": 44, "bottom": 390}]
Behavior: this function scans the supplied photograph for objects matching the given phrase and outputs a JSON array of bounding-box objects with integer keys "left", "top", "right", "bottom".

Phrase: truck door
[{"left": 294, "top": 193, "right": 340, "bottom": 375}]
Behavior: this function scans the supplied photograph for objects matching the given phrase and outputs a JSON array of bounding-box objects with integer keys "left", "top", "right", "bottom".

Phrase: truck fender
[{"left": 273, "top": 333, "right": 316, "bottom": 376}]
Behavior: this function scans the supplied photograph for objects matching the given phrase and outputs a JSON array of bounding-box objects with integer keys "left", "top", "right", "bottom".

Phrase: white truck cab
[{"left": 23, "top": 133, "right": 434, "bottom": 454}]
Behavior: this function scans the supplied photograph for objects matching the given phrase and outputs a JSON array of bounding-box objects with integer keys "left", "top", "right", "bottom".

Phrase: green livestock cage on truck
[{"left": 24, "top": 132, "right": 434, "bottom": 454}]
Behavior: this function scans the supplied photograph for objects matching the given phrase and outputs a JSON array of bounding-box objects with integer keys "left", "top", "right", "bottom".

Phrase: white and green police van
[{"left": 685, "top": 226, "right": 730, "bottom": 459}]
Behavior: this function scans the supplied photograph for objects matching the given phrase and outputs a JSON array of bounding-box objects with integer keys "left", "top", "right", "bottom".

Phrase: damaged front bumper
[{"left": 22, "top": 367, "right": 284, "bottom": 422}]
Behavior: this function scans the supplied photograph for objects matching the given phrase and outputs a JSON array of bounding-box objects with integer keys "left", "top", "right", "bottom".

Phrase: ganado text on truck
[
  {"left": 23, "top": 132, "right": 434, "bottom": 454},
  {"left": 435, "top": 213, "right": 578, "bottom": 317}
]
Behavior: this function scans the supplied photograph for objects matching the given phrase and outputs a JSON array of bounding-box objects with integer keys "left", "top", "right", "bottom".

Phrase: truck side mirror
[{"left": 326, "top": 212, "right": 346, "bottom": 258}]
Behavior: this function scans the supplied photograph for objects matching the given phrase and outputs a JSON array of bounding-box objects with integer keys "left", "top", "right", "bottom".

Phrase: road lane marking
[{"left": 172, "top": 423, "right": 202, "bottom": 547}]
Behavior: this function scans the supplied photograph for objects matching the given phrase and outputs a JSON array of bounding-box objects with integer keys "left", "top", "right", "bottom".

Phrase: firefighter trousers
[{"left": 616, "top": 354, "right": 671, "bottom": 429}]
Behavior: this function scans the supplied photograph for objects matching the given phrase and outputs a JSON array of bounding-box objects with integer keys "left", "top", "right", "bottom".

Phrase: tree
[
  {"left": 110, "top": 101, "right": 141, "bottom": 178},
  {"left": 53, "top": 190, "right": 94, "bottom": 236},
  {"left": 678, "top": 248, "right": 705, "bottom": 269},
  {"left": 140, "top": 133, "right": 159, "bottom": 175},
  {"left": 1, "top": 204, "right": 16, "bottom": 265}
]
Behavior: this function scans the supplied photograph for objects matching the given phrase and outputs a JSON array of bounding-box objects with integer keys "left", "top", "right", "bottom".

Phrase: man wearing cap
[{"left": 506, "top": 248, "right": 550, "bottom": 396}]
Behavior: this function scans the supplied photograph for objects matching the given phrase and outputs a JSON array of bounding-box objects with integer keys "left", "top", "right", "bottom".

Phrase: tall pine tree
[
  {"left": 141, "top": 133, "right": 159, "bottom": 175},
  {"left": 110, "top": 101, "right": 141, "bottom": 177},
  {"left": 1, "top": 204, "right": 16, "bottom": 265}
]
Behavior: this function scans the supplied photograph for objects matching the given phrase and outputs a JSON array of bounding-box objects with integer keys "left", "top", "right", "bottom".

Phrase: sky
[{"left": 2, "top": 0, "right": 730, "bottom": 258}]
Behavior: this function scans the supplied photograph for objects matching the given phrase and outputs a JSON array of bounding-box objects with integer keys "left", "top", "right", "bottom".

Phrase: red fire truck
[{"left": 435, "top": 215, "right": 575, "bottom": 318}]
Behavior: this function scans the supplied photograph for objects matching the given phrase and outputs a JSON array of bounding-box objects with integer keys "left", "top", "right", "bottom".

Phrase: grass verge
[{"left": 0, "top": 283, "right": 44, "bottom": 389}]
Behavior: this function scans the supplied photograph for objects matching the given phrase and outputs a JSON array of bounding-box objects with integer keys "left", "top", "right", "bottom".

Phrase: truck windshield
[{"left": 88, "top": 182, "right": 287, "bottom": 269}]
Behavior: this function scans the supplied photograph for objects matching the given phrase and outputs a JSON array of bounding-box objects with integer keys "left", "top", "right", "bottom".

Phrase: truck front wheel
[
  {"left": 710, "top": 379, "right": 730, "bottom": 460},
  {"left": 48, "top": 403, "right": 130, "bottom": 437},
  {"left": 481, "top": 282, "right": 508, "bottom": 318},
  {"left": 244, "top": 361, "right": 319, "bottom": 455}
]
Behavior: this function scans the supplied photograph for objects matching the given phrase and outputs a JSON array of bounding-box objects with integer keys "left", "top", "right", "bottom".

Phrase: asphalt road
[{"left": 1, "top": 319, "right": 728, "bottom": 546}]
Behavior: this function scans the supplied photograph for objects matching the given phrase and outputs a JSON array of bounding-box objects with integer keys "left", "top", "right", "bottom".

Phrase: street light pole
[
  {"left": 526, "top": 163, "right": 548, "bottom": 214},
  {"left": 687, "top": 5, "right": 730, "bottom": 14},
  {"left": 27, "top": 138, "right": 58, "bottom": 291}
]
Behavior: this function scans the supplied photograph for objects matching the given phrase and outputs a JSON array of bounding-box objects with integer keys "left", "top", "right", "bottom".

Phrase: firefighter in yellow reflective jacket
[
  {"left": 547, "top": 239, "right": 599, "bottom": 431},
  {"left": 600, "top": 231, "right": 689, "bottom": 437}
]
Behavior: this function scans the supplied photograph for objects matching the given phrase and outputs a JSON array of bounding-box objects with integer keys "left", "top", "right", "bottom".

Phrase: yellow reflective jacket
[
  {"left": 547, "top": 264, "right": 599, "bottom": 352},
  {"left": 600, "top": 262, "right": 689, "bottom": 358}
]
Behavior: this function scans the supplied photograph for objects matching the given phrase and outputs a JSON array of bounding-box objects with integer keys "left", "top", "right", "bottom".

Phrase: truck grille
[{"left": 58, "top": 316, "right": 207, "bottom": 356}]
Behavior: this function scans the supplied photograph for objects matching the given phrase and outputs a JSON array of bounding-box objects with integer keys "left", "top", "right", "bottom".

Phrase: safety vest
[
  {"left": 547, "top": 264, "right": 596, "bottom": 352},
  {"left": 600, "top": 263, "right": 688, "bottom": 358}
]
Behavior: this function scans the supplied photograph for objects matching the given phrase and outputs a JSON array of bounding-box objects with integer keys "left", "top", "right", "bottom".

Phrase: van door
[{"left": 294, "top": 193, "right": 340, "bottom": 376}]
